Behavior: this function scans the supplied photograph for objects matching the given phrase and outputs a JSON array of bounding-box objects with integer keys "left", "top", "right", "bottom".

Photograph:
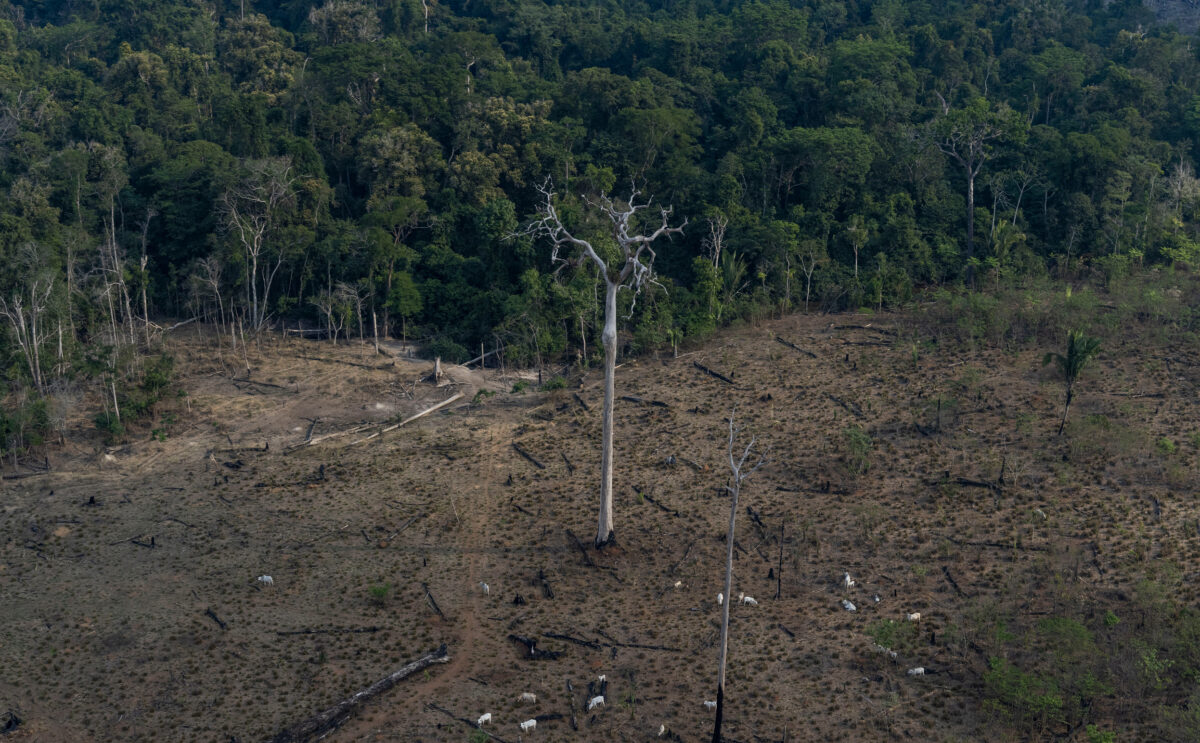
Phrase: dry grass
[{"left": 1, "top": 302, "right": 1198, "bottom": 742}]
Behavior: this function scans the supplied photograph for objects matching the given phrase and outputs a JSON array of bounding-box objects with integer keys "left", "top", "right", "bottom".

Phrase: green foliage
[
  {"left": 9, "top": 0, "right": 1200, "bottom": 445},
  {"left": 1085, "top": 724, "right": 1116, "bottom": 743},
  {"left": 367, "top": 583, "right": 391, "bottom": 607},
  {"left": 426, "top": 338, "right": 469, "bottom": 364},
  {"left": 1044, "top": 330, "right": 1102, "bottom": 435},
  {"left": 841, "top": 426, "right": 873, "bottom": 475},
  {"left": 540, "top": 375, "right": 566, "bottom": 391},
  {"left": 983, "top": 656, "right": 1065, "bottom": 730},
  {"left": 0, "top": 394, "right": 52, "bottom": 458},
  {"left": 868, "top": 619, "right": 918, "bottom": 655},
  {"left": 93, "top": 411, "right": 125, "bottom": 441}
]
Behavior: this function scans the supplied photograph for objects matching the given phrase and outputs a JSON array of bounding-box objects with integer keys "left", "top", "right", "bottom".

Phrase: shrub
[
  {"left": 425, "top": 337, "right": 469, "bottom": 364},
  {"left": 841, "top": 426, "right": 873, "bottom": 475},
  {"left": 367, "top": 583, "right": 391, "bottom": 607}
]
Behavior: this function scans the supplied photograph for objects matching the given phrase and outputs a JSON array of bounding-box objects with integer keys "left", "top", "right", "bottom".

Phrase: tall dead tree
[
  {"left": 714, "top": 411, "right": 765, "bottom": 743},
  {"left": 0, "top": 274, "right": 54, "bottom": 395},
  {"left": 521, "top": 179, "right": 685, "bottom": 548}
]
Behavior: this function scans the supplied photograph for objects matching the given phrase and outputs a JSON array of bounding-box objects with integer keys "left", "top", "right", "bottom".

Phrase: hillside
[
  {"left": 2, "top": 280, "right": 1198, "bottom": 742},
  {"left": 7, "top": 0, "right": 1200, "bottom": 462}
]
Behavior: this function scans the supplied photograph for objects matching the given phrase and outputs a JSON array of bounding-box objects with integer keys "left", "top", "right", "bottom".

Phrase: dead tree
[
  {"left": 0, "top": 274, "right": 54, "bottom": 395},
  {"left": 714, "top": 411, "right": 766, "bottom": 743},
  {"left": 270, "top": 645, "right": 449, "bottom": 742},
  {"left": 519, "top": 179, "right": 685, "bottom": 548}
]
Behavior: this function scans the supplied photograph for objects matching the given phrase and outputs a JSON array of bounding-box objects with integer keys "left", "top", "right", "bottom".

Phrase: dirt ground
[{"left": 1, "top": 310, "right": 1197, "bottom": 742}]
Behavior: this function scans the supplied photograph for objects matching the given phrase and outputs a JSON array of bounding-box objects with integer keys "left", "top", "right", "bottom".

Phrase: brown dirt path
[{"left": 338, "top": 421, "right": 511, "bottom": 740}]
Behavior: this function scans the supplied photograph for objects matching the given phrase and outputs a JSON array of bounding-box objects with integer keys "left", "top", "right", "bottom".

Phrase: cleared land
[{"left": 2, "top": 297, "right": 1198, "bottom": 742}]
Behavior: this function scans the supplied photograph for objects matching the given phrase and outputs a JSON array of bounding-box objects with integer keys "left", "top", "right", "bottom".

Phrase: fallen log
[
  {"left": 561, "top": 452, "right": 575, "bottom": 474},
  {"left": 217, "top": 443, "right": 269, "bottom": 454},
  {"left": 621, "top": 395, "right": 671, "bottom": 408},
  {"left": 829, "top": 323, "right": 897, "bottom": 336},
  {"left": 423, "top": 583, "right": 446, "bottom": 619},
  {"left": 351, "top": 392, "right": 466, "bottom": 444},
  {"left": 426, "top": 703, "right": 513, "bottom": 743},
  {"left": 670, "top": 539, "right": 696, "bottom": 574},
  {"left": 565, "top": 529, "right": 594, "bottom": 567},
  {"left": 944, "top": 536, "right": 1048, "bottom": 552},
  {"left": 545, "top": 632, "right": 602, "bottom": 650},
  {"left": 2, "top": 471, "right": 46, "bottom": 480},
  {"left": 566, "top": 679, "right": 579, "bottom": 731},
  {"left": 512, "top": 442, "right": 546, "bottom": 470},
  {"left": 572, "top": 392, "right": 590, "bottom": 412},
  {"left": 774, "top": 336, "right": 817, "bottom": 358},
  {"left": 509, "top": 633, "right": 564, "bottom": 660},
  {"left": 593, "top": 628, "right": 681, "bottom": 652},
  {"left": 826, "top": 393, "right": 864, "bottom": 419},
  {"left": 276, "top": 626, "right": 381, "bottom": 636},
  {"left": 746, "top": 505, "right": 768, "bottom": 539},
  {"left": 464, "top": 347, "right": 500, "bottom": 367},
  {"left": 269, "top": 645, "right": 449, "bottom": 743},
  {"left": 693, "top": 361, "right": 734, "bottom": 385},
  {"left": 637, "top": 486, "right": 679, "bottom": 517},
  {"left": 942, "top": 566, "right": 970, "bottom": 598},
  {"left": 230, "top": 377, "right": 289, "bottom": 390},
  {"left": 204, "top": 608, "right": 227, "bottom": 630}
]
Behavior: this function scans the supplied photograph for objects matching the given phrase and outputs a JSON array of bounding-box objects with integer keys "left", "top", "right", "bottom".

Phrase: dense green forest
[{"left": 2, "top": 0, "right": 1200, "bottom": 451}]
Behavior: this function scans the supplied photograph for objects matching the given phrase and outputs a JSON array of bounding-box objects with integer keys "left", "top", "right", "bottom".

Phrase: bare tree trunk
[
  {"left": 140, "top": 255, "right": 150, "bottom": 347},
  {"left": 965, "top": 163, "right": 977, "bottom": 284},
  {"left": 110, "top": 377, "right": 121, "bottom": 423},
  {"left": 713, "top": 414, "right": 764, "bottom": 743},
  {"left": 714, "top": 467, "right": 739, "bottom": 743},
  {"left": 597, "top": 281, "right": 618, "bottom": 548},
  {"left": 1057, "top": 387, "right": 1073, "bottom": 436},
  {"left": 579, "top": 314, "right": 587, "bottom": 366}
]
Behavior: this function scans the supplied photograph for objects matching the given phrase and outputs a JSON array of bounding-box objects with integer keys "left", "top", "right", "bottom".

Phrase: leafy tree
[
  {"left": 1043, "top": 330, "right": 1102, "bottom": 435},
  {"left": 219, "top": 156, "right": 297, "bottom": 330},
  {"left": 927, "top": 97, "right": 1024, "bottom": 282}
]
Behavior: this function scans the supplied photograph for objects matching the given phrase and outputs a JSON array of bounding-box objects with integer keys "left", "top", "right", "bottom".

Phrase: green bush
[
  {"left": 841, "top": 426, "right": 873, "bottom": 475},
  {"left": 367, "top": 583, "right": 391, "bottom": 607},
  {"left": 983, "top": 656, "right": 1065, "bottom": 730},
  {"left": 868, "top": 619, "right": 919, "bottom": 654},
  {"left": 426, "top": 338, "right": 470, "bottom": 364},
  {"left": 93, "top": 411, "right": 125, "bottom": 441}
]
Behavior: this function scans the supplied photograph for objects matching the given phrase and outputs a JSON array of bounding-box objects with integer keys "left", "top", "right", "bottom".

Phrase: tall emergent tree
[
  {"left": 523, "top": 180, "right": 685, "bottom": 548},
  {"left": 927, "top": 97, "right": 1020, "bottom": 282},
  {"left": 1043, "top": 329, "right": 1101, "bottom": 435}
]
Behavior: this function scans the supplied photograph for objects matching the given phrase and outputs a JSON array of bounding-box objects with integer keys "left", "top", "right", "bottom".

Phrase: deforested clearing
[{"left": 3, "top": 295, "right": 1199, "bottom": 743}]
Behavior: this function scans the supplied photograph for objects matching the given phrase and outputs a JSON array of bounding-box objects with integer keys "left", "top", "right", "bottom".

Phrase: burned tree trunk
[{"left": 270, "top": 645, "right": 449, "bottom": 743}]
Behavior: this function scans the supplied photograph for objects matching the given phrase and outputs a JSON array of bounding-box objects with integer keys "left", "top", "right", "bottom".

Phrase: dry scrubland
[{"left": 2, "top": 281, "right": 1200, "bottom": 742}]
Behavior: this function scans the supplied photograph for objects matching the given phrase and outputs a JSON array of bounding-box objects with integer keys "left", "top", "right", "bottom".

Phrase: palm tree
[{"left": 1043, "top": 330, "right": 1102, "bottom": 435}]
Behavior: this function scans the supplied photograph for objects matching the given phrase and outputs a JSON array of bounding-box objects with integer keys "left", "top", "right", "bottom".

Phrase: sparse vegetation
[{"left": 3, "top": 277, "right": 1199, "bottom": 741}]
